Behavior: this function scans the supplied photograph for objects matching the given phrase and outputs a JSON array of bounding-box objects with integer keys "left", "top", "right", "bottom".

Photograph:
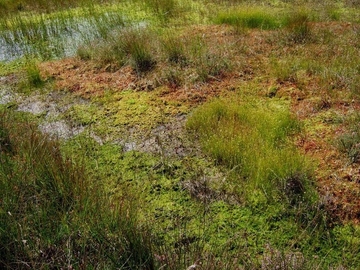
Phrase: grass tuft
[
  {"left": 24, "top": 60, "right": 44, "bottom": 88},
  {"left": 83, "top": 27, "right": 157, "bottom": 73},
  {"left": 161, "top": 33, "right": 187, "bottom": 64},
  {"left": 0, "top": 109, "right": 154, "bottom": 269},
  {"left": 144, "top": 0, "right": 179, "bottom": 21},
  {"left": 285, "top": 10, "right": 313, "bottom": 44},
  {"left": 186, "top": 97, "right": 314, "bottom": 204},
  {"left": 337, "top": 112, "right": 360, "bottom": 163},
  {"left": 214, "top": 7, "right": 286, "bottom": 31}
]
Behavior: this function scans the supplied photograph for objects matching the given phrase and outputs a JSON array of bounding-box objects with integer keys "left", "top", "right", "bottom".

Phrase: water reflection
[{"left": 0, "top": 12, "right": 125, "bottom": 62}]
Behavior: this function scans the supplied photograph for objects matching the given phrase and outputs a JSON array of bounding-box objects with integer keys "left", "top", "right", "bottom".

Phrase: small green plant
[
  {"left": 163, "top": 67, "right": 183, "bottom": 88},
  {"left": 25, "top": 60, "right": 44, "bottom": 88},
  {"left": 337, "top": 112, "right": 360, "bottom": 163},
  {"left": 161, "top": 33, "right": 187, "bottom": 64},
  {"left": 285, "top": 10, "right": 312, "bottom": 44}
]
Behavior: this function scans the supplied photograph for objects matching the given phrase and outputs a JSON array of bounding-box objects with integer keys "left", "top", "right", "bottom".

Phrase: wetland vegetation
[{"left": 1, "top": 0, "right": 360, "bottom": 269}]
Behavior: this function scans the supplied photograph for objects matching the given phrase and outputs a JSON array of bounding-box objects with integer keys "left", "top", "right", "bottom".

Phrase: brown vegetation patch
[{"left": 40, "top": 59, "right": 137, "bottom": 98}]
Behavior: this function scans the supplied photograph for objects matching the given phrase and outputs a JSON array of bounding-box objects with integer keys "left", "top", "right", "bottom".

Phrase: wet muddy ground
[{"left": 0, "top": 74, "right": 192, "bottom": 158}]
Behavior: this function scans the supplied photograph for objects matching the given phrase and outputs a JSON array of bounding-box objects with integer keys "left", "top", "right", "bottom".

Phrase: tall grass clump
[
  {"left": 337, "top": 112, "right": 360, "bottom": 164},
  {"left": 81, "top": 27, "right": 157, "bottom": 73},
  {"left": 186, "top": 97, "right": 315, "bottom": 205},
  {"left": 24, "top": 60, "right": 44, "bottom": 88},
  {"left": 0, "top": 109, "right": 154, "bottom": 269},
  {"left": 143, "top": 0, "right": 179, "bottom": 21},
  {"left": 187, "top": 36, "right": 230, "bottom": 82},
  {"left": 116, "top": 28, "right": 157, "bottom": 73},
  {"left": 214, "top": 7, "right": 286, "bottom": 31},
  {"left": 161, "top": 32, "right": 187, "bottom": 65},
  {"left": 285, "top": 10, "right": 313, "bottom": 43}
]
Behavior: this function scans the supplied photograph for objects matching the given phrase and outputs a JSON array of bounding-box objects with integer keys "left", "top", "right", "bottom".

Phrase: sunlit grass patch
[
  {"left": 214, "top": 7, "right": 287, "bottom": 31},
  {"left": 186, "top": 96, "right": 315, "bottom": 204},
  {"left": 143, "top": 0, "right": 179, "bottom": 21}
]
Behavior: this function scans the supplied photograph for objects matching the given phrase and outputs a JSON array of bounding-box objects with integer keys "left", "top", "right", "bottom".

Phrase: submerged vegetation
[{"left": 1, "top": 0, "right": 360, "bottom": 269}]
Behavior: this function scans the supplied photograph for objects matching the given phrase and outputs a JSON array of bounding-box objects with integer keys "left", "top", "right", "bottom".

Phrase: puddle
[
  {"left": 16, "top": 91, "right": 90, "bottom": 139},
  {"left": 1, "top": 76, "right": 89, "bottom": 140},
  {"left": 0, "top": 13, "right": 126, "bottom": 62}
]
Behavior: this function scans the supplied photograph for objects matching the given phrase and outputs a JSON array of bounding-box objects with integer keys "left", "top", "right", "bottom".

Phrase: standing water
[{"left": 0, "top": 10, "right": 125, "bottom": 62}]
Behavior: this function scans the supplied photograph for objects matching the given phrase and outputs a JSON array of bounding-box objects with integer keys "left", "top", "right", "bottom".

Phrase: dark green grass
[{"left": 0, "top": 109, "right": 154, "bottom": 269}]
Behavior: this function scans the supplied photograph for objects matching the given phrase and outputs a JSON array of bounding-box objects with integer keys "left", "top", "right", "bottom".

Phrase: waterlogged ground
[
  {"left": 37, "top": 24, "right": 360, "bottom": 225},
  {"left": 1, "top": 23, "right": 359, "bottom": 223},
  {"left": 1, "top": 4, "right": 360, "bottom": 268},
  {"left": 0, "top": 2, "right": 150, "bottom": 62}
]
